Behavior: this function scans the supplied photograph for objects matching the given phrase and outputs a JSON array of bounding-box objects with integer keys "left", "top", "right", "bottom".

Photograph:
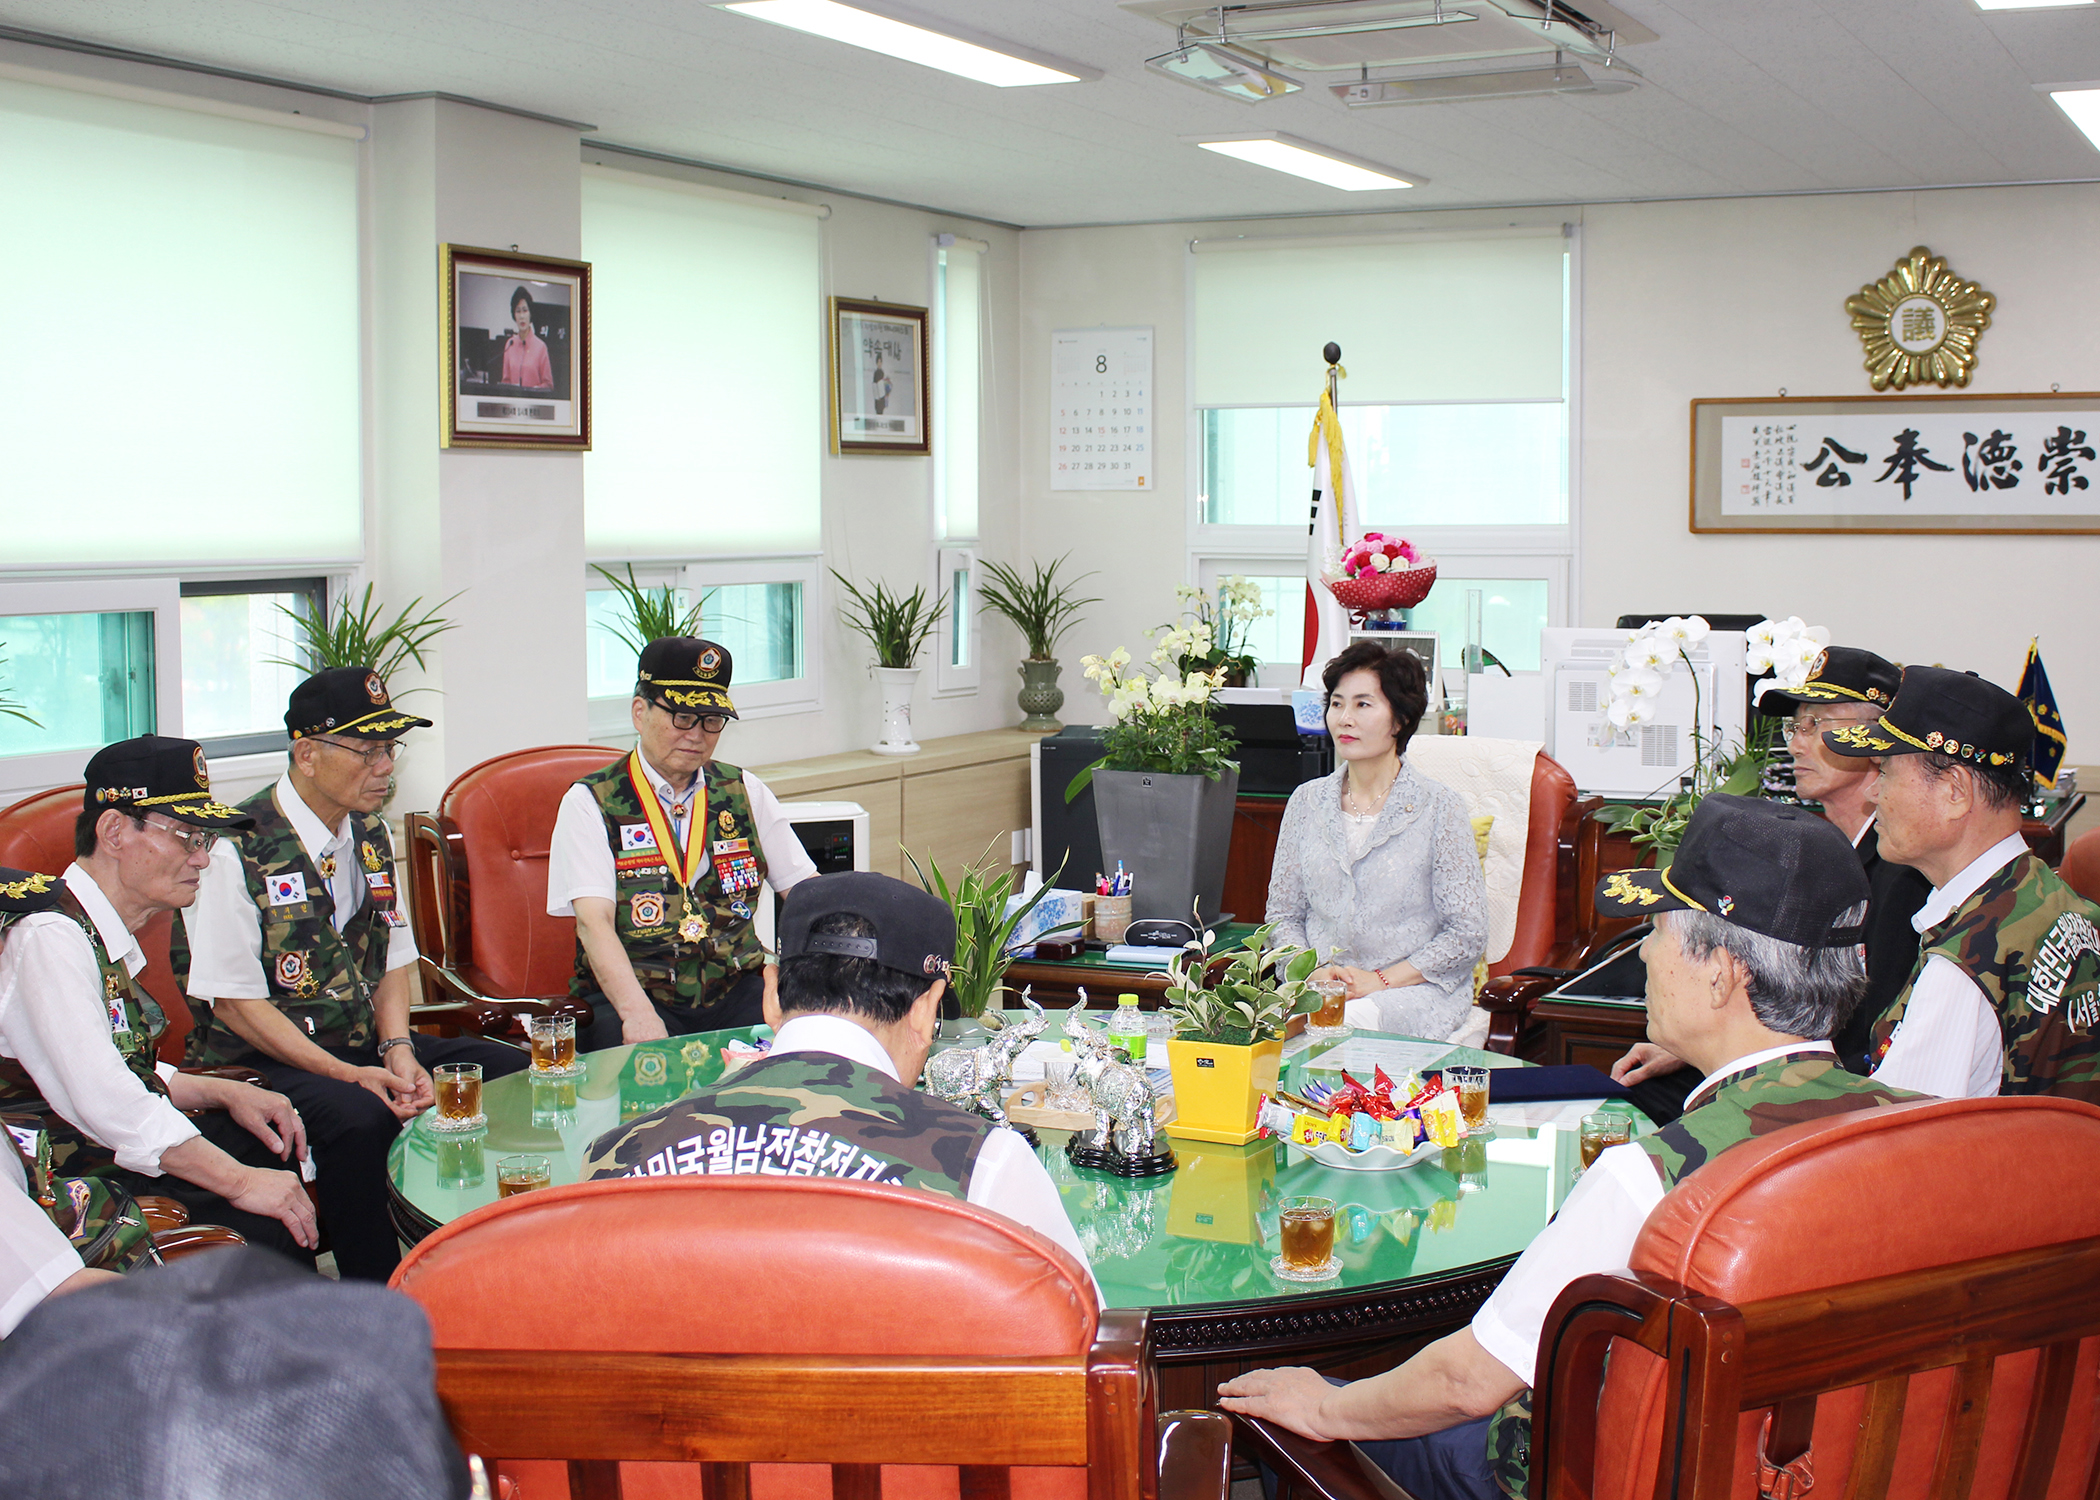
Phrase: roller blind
[
  {"left": 1189, "top": 231, "right": 1566, "bottom": 407},
  {"left": 582, "top": 167, "right": 823, "bottom": 557},
  {"left": 937, "top": 244, "right": 981, "bottom": 539},
  {"left": 0, "top": 76, "right": 361, "bottom": 569}
]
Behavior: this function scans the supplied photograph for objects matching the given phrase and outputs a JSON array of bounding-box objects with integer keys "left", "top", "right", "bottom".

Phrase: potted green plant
[
  {"left": 1066, "top": 632, "right": 1239, "bottom": 925},
  {"left": 832, "top": 571, "right": 946, "bottom": 756},
  {"left": 270, "top": 584, "right": 461, "bottom": 692},
  {"left": 906, "top": 844, "right": 1079, "bottom": 1022},
  {"left": 1166, "top": 577, "right": 1273, "bottom": 687},
  {"left": 978, "top": 554, "right": 1100, "bottom": 733},
  {"left": 1159, "top": 923, "right": 1319, "bottom": 1144},
  {"left": 0, "top": 643, "right": 40, "bottom": 729},
  {"left": 592, "top": 564, "right": 712, "bottom": 653}
]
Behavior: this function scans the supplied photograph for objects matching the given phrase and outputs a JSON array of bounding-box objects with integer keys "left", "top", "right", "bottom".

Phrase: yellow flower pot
[
  {"left": 1164, "top": 1036, "right": 1283, "bottom": 1146},
  {"left": 1166, "top": 1139, "right": 1277, "bottom": 1242}
]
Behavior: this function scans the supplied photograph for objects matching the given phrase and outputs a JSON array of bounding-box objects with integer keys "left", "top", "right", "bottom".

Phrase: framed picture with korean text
[
  {"left": 1691, "top": 393, "right": 2100, "bottom": 534},
  {"left": 441, "top": 244, "right": 591, "bottom": 450},
  {"left": 830, "top": 297, "right": 929, "bottom": 456}
]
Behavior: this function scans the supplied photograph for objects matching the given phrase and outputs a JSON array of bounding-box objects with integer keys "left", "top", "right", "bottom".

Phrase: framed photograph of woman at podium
[{"left": 441, "top": 243, "right": 592, "bottom": 450}]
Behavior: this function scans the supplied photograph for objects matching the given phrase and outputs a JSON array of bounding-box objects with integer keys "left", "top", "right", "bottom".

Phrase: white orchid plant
[
  {"left": 1597, "top": 614, "right": 1819, "bottom": 865},
  {"left": 1064, "top": 630, "right": 1239, "bottom": 802},
  {"left": 1164, "top": 579, "right": 1273, "bottom": 686}
]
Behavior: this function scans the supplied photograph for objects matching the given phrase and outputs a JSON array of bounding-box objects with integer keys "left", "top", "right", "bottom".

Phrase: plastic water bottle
[{"left": 1108, "top": 993, "right": 1148, "bottom": 1064}]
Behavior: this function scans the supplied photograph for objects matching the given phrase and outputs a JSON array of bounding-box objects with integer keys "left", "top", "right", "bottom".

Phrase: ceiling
[{"left": 4, "top": 0, "right": 2099, "bottom": 227}]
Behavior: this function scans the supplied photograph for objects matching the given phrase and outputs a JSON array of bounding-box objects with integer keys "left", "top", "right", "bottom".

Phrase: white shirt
[
  {"left": 545, "top": 755, "right": 817, "bottom": 917},
  {"left": 1470, "top": 1042, "right": 1833, "bottom": 1386},
  {"left": 0, "top": 866, "right": 200, "bottom": 1176},
  {"left": 766, "top": 1014, "right": 1097, "bottom": 1290},
  {"left": 0, "top": 1147, "right": 83, "bottom": 1337},
  {"left": 1870, "top": 833, "right": 2026, "bottom": 1100},
  {"left": 182, "top": 773, "right": 418, "bottom": 1002}
]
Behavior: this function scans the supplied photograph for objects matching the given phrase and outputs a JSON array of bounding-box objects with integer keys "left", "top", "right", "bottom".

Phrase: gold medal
[
  {"left": 678, "top": 914, "right": 706, "bottom": 944},
  {"left": 318, "top": 855, "right": 337, "bottom": 880}
]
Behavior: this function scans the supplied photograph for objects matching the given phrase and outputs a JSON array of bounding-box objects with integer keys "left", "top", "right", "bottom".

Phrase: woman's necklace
[{"left": 1343, "top": 764, "right": 1399, "bottom": 821}]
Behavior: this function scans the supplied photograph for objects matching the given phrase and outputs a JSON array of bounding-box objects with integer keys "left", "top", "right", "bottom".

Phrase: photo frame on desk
[
  {"left": 1691, "top": 392, "right": 2100, "bottom": 534},
  {"left": 441, "top": 244, "right": 591, "bottom": 450},
  {"left": 831, "top": 297, "right": 929, "bottom": 455}
]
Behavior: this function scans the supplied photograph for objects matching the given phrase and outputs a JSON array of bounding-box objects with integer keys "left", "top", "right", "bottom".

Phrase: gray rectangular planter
[{"left": 1091, "top": 766, "right": 1240, "bottom": 927}]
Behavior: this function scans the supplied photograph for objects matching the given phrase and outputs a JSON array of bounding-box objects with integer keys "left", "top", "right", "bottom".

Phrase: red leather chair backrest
[
  {"left": 0, "top": 785, "right": 194, "bottom": 1060},
  {"left": 439, "top": 745, "right": 620, "bottom": 998},
  {"left": 2063, "top": 827, "right": 2100, "bottom": 905},
  {"left": 1591, "top": 1097, "right": 2100, "bottom": 1500},
  {"left": 1488, "top": 751, "right": 1576, "bottom": 980},
  {"left": 395, "top": 1176, "right": 1099, "bottom": 1498}
]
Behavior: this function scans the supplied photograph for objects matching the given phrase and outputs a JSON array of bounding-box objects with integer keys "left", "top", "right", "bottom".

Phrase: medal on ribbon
[
  {"left": 623, "top": 750, "right": 707, "bottom": 894},
  {"left": 678, "top": 913, "right": 707, "bottom": 944}
]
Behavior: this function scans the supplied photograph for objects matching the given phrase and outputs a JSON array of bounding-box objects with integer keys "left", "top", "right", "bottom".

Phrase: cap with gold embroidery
[
  {"left": 285, "top": 667, "right": 433, "bottom": 742},
  {"left": 0, "top": 866, "right": 60, "bottom": 913},
  {"left": 1821, "top": 664, "right": 2033, "bottom": 770},
  {"left": 82, "top": 736, "right": 256, "bottom": 830},
  {"left": 1758, "top": 645, "right": 1901, "bottom": 714},
  {"left": 635, "top": 637, "right": 737, "bottom": 720},
  {"left": 1593, "top": 793, "right": 1868, "bottom": 949}
]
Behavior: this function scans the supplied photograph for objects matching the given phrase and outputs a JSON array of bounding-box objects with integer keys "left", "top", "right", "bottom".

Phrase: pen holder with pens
[{"left": 1091, "top": 894, "right": 1133, "bottom": 944}]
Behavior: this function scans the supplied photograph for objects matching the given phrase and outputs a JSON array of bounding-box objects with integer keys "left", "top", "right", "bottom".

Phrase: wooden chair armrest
[
  {"left": 1532, "top": 1270, "right": 1703, "bottom": 1500},
  {"left": 1157, "top": 1410, "right": 1233, "bottom": 1500},
  {"left": 1228, "top": 1416, "right": 1414, "bottom": 1500},
  {"left": 150, "top": 1223, "right": 247, "bottom": 1260},
  {"left": 177, "top": 1064, "right": 269, "bottom": 1089},
  {"left": 134, "top": 1195, "right": 189, "bottom": 1233},
  {"left": 413, "top": 961, "right": 593, "bottom": 1040}
]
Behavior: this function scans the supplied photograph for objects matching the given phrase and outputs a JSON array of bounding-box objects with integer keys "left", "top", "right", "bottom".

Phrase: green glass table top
[{"left": 388, "top": 1027, "right": 1644, "bottom": 1312}]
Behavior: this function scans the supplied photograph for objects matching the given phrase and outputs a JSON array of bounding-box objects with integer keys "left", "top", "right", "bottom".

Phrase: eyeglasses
[
  {"left": 1785, "top": 713, "right": 1868, "bottom": 742},
  {"left": 140, "top": 815, "right": 219, "bottom": 856},
  {"left": 655, "top": 705, "right": 729, "bottom": 735},
  {"left": 313, "top": 737, "right": 405, "bottom": 766}
]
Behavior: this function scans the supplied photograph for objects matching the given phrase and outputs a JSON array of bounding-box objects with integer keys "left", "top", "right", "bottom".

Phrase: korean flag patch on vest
[
  {"left": 268, "top": 873, "right": 308, "bottom": 907},
  {"left": 619, "top": 824, "right": 657, "bottom": 852}
]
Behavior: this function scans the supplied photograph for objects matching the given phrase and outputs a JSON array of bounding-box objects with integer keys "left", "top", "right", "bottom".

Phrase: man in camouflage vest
[
  {"left": 548, "top": 637, "right": 815, "bottom": 1052},
  {"left": 582, "top": 872, "right": 1090, "bottom": 1276},
  {"left": 1824, "top": 664, "right": 2100, "bottom": 1101},
  {"left": 181, "top": 669, "right": 524, "bottom": 1281},
  {"left": 1221, "top": 796, "right": 1917, "bottom": 1500},
  {"left": 0, "top": 738, "right": 318, "bottom": 1262}
]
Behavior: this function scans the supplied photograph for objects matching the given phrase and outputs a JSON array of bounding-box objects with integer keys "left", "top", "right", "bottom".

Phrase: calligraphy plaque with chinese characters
[
  {"left": 1051, "top": 326, "right": 1152, "bottom": 492},
  {"left": 1691, "top": 393, "right": 2100, "bottom": 534}
]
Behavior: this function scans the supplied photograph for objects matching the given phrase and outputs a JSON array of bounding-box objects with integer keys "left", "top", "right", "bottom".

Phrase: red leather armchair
[
  {"left": 2062, "top": 826, "right": 2100, "bottom": 905},
  {"left": 402, "top": 745, "right": 613, "bottom": 1035},
  {"left": 393, "top": 1175, "right": 1231, "bottom": 1500}
]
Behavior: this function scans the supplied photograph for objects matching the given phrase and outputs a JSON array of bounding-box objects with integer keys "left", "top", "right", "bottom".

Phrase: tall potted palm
[
  {"left": 978, "top": 554, "right": 1099, "bottom": 733},
  {"left": 906, "top": 844, "right": 1079, "bottom": 1022},
  {"left": 833, "top": 571, "right": 945, "bottom": 755},
  {"left": 1066, "top": 628, "right": 1239, "bottom": 926}
]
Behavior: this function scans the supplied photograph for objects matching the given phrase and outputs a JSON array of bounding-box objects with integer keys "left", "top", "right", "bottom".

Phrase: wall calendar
[{"left": 1051, "top": 326, "right": 1151, "bottom": 491}]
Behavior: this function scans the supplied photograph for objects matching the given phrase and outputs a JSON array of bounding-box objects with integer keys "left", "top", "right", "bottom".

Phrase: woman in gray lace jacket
[{"left": 1265, "top": 641, "right": 1488, "bottom": 1039}]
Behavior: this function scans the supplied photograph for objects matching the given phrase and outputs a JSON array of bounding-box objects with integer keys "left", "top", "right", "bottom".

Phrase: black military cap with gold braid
[
  {"left": 82, "top": 735, "right": 256, "bottom": 830},
  {"left": 635, "top": 636, "right": 738, "bottom": 719},
  {"left": 1821, "top": 663, "right": 2033, "bottom": 770},
  {"left": 0, "top": 866, "right": 60, "bottom": 913},
  {"left": 286, "top": 667, "right": 433, "bottom": 741},
  {"left": 1758, "top": 645, "right": 1901, "bottom": 714}
]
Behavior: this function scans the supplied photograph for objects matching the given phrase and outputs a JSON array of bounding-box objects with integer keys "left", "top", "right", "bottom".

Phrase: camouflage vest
[
  {"left": 1869, "top": 852, "right": 2100, "bottom": 1102},
  {"left": 180, "top": 784, "right": 397, "bottom": 1062},
  {"left": 581, "top": 1049, "right": 992, "bottom": 1198},
  {"left": 0, "top": 885, "right": 170, "bottom": 1180},
  {"left": 569, "top": 754, "right": 768, "bottom": 1014},
  {"left": 3, "top": 1114, "right": 157, "bottom": 1275},
  {"left": 1486, "top": 1052, "right": 1917, "bottom": 1500}
]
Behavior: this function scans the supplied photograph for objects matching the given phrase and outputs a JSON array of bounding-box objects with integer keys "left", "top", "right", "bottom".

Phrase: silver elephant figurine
[
  {"left": 921, "top": 991, "right": 1047, "bottom": 1130},
  {"left": 1063, "top": 995, "right": 1159, "bottom": 1161}
]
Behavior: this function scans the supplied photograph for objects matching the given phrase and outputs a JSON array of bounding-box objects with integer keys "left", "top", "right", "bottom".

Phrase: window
[
  {"left": 0, "top": 579, "right": 181, "bottom": 795},
  {"left": 179, "top": 578, "right": 324, "bottom": 755},
  {"left": 585, "top": 558, "right": 819, "bottom": 738},
  {"left": 581, "top": 165, "right": 823, "bottom": 558},
  {"left": 933, "top": 238, "right": 984, "bottom": 540},
  {"left": 933, "top": 546, "right": 979, "bottom": 696},
  {"left": 1, "top": 76, "right": 361, "bottom": 569}
]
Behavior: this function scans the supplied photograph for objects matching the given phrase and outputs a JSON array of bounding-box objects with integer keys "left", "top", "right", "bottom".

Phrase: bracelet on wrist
[{"left": 376, "top": 1037, "right": 415, "bottom": 1058}]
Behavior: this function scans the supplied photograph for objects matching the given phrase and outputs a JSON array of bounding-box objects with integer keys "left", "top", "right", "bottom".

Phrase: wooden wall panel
[{"left": 900, "top": 759, "right": 1031, "bottom": 881}]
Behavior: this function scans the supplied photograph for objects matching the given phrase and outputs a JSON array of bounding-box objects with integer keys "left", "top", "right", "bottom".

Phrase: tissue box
[{"left": 1004, "top": 887, "right": 1088, "bottom": 956}]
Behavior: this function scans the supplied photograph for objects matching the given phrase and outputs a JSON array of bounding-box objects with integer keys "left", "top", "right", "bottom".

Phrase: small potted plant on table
[{"left": 1160, "top": 923, "right": 1319, "bottom": 1145}]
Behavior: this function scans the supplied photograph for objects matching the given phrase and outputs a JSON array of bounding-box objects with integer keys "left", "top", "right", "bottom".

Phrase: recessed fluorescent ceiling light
[
  {"left": 716, "top": 1, "right": 1084, "bottom": 86},
  {"left": 1195, "top": 135, "right": 1417, "bottom": 190},
  {"left": 1978, "top": 0, "right": 2092, "bottom": 9},
  {"left": 2050, "top": 88, "right": 2100, "bottom": 148}
]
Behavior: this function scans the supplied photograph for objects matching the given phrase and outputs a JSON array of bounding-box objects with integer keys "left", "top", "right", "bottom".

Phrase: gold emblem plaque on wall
[{"left": 1844, "top": 246, "right": 1993, "bottom": 392}]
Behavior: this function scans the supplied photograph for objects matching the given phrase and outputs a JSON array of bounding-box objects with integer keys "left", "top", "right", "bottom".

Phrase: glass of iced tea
[
  {"left": 529, "top": 1015, "right": 578, "bottom": 1074},
  {"left": 431, "top": 1062, "right": 484, "bottom": 1131},
  {"left": 1579, "top": 1110, "right": 1634, "bottom": 1171},
  {"left": 1272, "top": 1195, "right": 1340, "bottom": 1282},
  {"left": 496, "top": 1154, "right": 552, "bottom": 1198},
  {"left": 1446, "top": 1065, "right": 1491, "bottom": 1134}
]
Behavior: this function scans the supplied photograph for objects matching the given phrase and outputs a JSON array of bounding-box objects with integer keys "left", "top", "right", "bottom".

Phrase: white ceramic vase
[{"left": 871, "top": 666, "right": 922, "bottom": 755}]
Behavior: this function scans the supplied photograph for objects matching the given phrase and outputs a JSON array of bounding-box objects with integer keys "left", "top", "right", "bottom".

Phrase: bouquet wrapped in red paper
[{"left": 1322, "top": 532, "right": 1437, "bottom": 614}]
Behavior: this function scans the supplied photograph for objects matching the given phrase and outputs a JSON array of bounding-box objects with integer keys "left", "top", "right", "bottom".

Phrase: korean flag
[
  {"left": 619, "top": 824, "right": 657, "bottom": 852},
  {"left": 268, "top": 873, "right": 308, "bottom": 907}
]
